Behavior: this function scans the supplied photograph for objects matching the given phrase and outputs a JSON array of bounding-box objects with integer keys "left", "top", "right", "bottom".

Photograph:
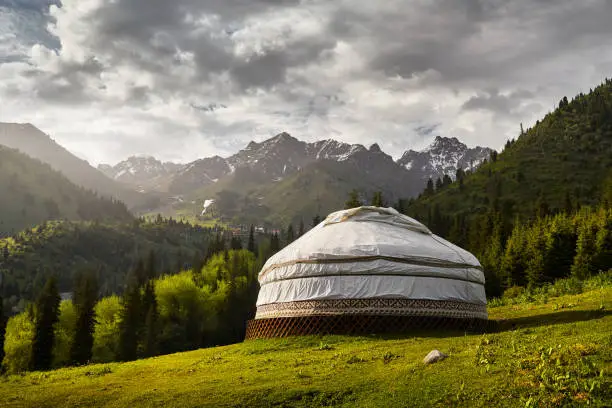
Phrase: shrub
[{"left": 502, "top": 286, "right": 525, "bottom": 300}]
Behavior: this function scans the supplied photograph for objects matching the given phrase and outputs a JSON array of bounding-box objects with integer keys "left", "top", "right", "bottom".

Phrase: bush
[{"left": 502, "top": 286, "right": 525, "bottom": 300}]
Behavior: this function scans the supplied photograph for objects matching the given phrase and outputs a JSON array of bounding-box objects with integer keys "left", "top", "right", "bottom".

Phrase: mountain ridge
[
  {"left": 101, "top": 133, "right": 492, "bottom": 196},
  {"left": 0, "top": 122, "right": 159, "bottom": 211}
]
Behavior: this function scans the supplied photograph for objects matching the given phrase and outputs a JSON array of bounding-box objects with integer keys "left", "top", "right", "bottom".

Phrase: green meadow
[{"left": 1, "top": 287, "right": 611, "bottom": 408}]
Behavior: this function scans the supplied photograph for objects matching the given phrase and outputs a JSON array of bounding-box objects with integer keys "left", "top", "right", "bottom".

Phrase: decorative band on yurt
[{"left": 255, "top": 298, "right": 488, "bottom": 320}]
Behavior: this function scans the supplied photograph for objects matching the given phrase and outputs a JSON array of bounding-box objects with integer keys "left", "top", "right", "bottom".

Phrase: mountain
[
  {"left": 166, "top": 143, "right": 427, "bottom": 226},
  {"left": 406, "top": 78, "right": 612, "bottom": 225},
  {"left": 397, "top": 136, "right": 492, "bottom": 182},
  {"left": 0, "top": 145, "right": 133, "bottom": 236},
  {"left": 113, "top": 132, "right": 492, "bottom": 225},
  {"left": 0, "top": 123, "right": 157, "bottom": 211},
  {"left": 167, "top": 133, "right": 372, "bottom": 194},
  {"left": 168, "top": 156, "right": 232, "bottom": 194},
  {"left": 98, "top": 156, "right": 184, "bottom": 192}
]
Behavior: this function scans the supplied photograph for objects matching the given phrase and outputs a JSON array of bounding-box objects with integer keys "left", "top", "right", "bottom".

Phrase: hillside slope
[
  {"left": 407, "top": 79, "right": 612, "bottom": 221},
  {"left": 0, "top": 146, "right": 132, "bottom": 236},
  {"left": 0, "top": 220, "right": 213, "bottom": 308},
  {"left": 170, "top": 157, "right": 423, "bottom": 226},
  {"left": 0, "top": 123, "right": 158, "bottom": 211},
  {"left": 1, "top": 287, "right": 610, "bottom": 407}
]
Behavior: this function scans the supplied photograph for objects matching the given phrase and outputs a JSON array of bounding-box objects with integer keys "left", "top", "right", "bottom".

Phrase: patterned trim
[{"left": 256, "top": 298, "right": 488, "bottom": 320}]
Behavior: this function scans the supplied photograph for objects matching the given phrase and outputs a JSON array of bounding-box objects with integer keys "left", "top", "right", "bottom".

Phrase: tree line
[{"left": 0, "top": 226, "right": 293, "bottom": 374}]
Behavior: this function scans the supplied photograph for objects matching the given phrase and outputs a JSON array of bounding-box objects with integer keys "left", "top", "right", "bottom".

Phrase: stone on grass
[{"left": 423, "top": 350, "right": 448, "bottom": 364}]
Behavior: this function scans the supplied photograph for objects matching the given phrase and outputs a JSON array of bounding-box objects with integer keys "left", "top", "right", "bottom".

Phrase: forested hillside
[
  {"left": 407, "top": 78, "right": 612, "bottom": 221},
  {"left": 405, "top": 79, "right": 612, "bottom": 296},
  {"left": 0, "top": 219, "right": 217, "bottom": 311},
  {"left": 0, "top": 123, "right": 160, "bottom": 211},
  {"left": 0, "top": 146, "right": 132, "bottom": 236}
]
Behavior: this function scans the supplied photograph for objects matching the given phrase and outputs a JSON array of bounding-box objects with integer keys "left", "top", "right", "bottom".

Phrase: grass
[{"left": 1, "top": 288, "right": 611, "bottom": 408}]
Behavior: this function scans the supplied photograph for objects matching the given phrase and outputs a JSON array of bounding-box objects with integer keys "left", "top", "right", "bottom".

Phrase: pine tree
[
  {"left": 117, "top": 266, "right": 142, "bottom": 362},
  {"left": 70, "top": 273, "right": 98, "bottom": 365},
  {"left": 442, "top": 174, "right": 453, "bottom": 187},
  {"left": 564, "top": 191, "right": 574, "bottom": 214},
  {"left": 371, "top": 191, "right": 384, "bottom": 207},
  {"left": 424, "top": 179, "right": 434, "bottom": 196},
  {"left": 344, "top": 189, "right": 362, "bottom": 209},
  {"left": 312, "top": 215, "right": 321, "bottom": 227},
  {"left": 270, "top": 233, "right": 280, "bottom": 253},
  {"left": 286, "top": 225, "right": 295, "bottom": 245},
  {"left": 247, "top": 225, "right": 256, "bottom": 254},
  {"left": 145, "top": 250, "right": 156, "bottom": 280},
  {"left": 142, "top": 281, "right": 159, "bottom": 357},
  {"left": 435, "top": 178, "right": 443, "bottom": 192},
  {"left": 298, "top": 219, "right": 305, "bottom": 237},
  {"left": 536, "top": 194, "right": 550, "bottom": 219},
  {"left": 31, "top": 277, "right": 61, "bottom": 371}
]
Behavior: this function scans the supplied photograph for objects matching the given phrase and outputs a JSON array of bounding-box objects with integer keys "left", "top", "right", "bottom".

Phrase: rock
[{"left": 423, "top": 350, "right": 448, "bottom": 364}]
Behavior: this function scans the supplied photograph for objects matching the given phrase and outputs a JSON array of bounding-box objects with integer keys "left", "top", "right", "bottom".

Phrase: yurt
[{"left": 245, "top": 207, "right": 488, "bottom": 339}]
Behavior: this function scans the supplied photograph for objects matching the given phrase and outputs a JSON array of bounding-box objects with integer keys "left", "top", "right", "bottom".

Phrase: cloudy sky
[{"left": 1, "top": 0, "right": 611, "bottom": 165}]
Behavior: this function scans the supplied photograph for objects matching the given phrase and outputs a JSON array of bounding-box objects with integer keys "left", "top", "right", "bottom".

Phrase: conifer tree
[
  {"left": 442, "top": 174, "right": 453, "bottom": 187},
  {"left": 312, "top": 215, "right": 321, "bottom": 227},
  {"left": 31, "top": 277, "right": 61, "bottom": 371},
  {"left": 564, "top": 191, "right": 574, "bottom": 214},
  {"left": 230, "top": 236, "right": 243, "bottom": 250},
  {"left": 270, "top": 233, "right": 280, "bottom": 253},
  {"left": 435, "top": 178, "right": 443, "bottom": 192},
  {"left": 142, "top": 280, "right": 158, "bottom": 357},
  {"left": 298, "top": 219, "right": 305, "bottom": 237},
  {"left": 286, "top": 225, "right": 295, "bottom": 245},
  {"left": 371, "top": 191, "right": 384, "bottom": 207},
  {"left": 70, "top": 273, "right": 98, "bottom": 365},
  {"left": 424, "top": 179, "right": 434, "bottom": 196},
  {"left": 247, "top": 225, "right": 256, "bottom": 254},
  {"left": 345, "top": 189, "right": 363, "bottom": 209},
  {"left": 117, "top": 265, "right": 142, "bottom": 362}
]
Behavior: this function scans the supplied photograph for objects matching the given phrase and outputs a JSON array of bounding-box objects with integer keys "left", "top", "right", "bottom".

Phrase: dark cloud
[
  {"left": 462, "top": 89, "right": 535, "bottom": 114},
  {"left": 2, "top": 0, "right": 612, "bottom": 163},
  {"left": 0, "top": 0, "right": 61, "bottom": 63}
]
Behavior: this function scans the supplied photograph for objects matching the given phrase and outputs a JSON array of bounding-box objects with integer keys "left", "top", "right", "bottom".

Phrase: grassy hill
[
  {"left": 1, "top": 285, "right": 610, "bottom": 407},
  {"left": 407, "top": 78, "right": 612, "bottom": 222},
  {"left": 0, "top": 220, "right": 214, "bottom": 310},
  {"left": 0, "top": 146, "right": 132, "bottom": 236}
]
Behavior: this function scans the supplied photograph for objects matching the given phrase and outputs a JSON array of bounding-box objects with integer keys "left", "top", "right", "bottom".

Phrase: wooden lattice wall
[{"left": 245, "top": 314, "right": 492, "bottom": 339}]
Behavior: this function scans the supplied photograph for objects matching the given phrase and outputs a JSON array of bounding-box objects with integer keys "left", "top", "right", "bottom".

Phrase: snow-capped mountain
[
  {"left": 98, "top": 156, "right": 183, "bottom": 190},
  {"left": 397, "top": 136, "right": 493, "bottom": 182},
  {"left": 103, "top": 133, "right": 493, "bottom": 197},
  {"left": 168, "top": 133, "right": 375, "bottom": 192}
]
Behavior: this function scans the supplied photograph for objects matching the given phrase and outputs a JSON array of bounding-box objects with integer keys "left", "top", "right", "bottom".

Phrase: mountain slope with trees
[
  {"left": 407, "top": 78, "right": 612, "bottom": 222},
  {"left": 404, "top": 78, "right": 612, "bottom": 296},
  {"left": 0, "top": 123, "right": 159, "bottom": 211},
  {"left": 0, "top": 146, "right": 132, "bottom": 236},
  {"left": 0, "top": 219, "right": 215, "bottom": 312}
]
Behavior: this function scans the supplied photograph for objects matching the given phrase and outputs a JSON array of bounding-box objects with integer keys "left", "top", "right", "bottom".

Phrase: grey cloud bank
[{"left": 1, "top": 0, "right": 611, "bottom": 165}]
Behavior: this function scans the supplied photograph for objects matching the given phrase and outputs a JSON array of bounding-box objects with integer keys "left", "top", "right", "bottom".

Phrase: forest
[{"left": 403, "top": 79, "right": 612, "bottom": 297}]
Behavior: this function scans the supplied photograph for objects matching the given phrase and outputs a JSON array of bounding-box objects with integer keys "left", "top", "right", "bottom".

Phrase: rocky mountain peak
[
  {"left": 369, "top": 143, "right": 382, "bottom": 153},
  {"left": 397, "top": 136, "right": 493, "bottom": 181}
]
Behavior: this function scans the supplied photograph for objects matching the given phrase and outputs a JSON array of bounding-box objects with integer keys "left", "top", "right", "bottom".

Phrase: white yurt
[{"left": 246, "top": 207, "right": 488, "bottom": 339}]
